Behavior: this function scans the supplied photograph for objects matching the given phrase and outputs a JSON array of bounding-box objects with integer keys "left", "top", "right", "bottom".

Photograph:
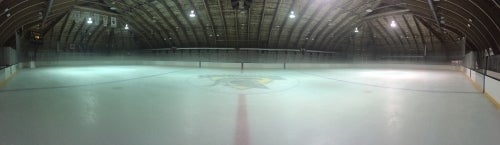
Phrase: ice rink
[{"left": 1, "top": 65, "right": 500, "bottom": 145}]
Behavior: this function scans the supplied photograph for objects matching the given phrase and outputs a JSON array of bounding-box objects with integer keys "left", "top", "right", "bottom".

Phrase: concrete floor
[{"left": 1, "top": 66, "right": 499, "bottom": 145}]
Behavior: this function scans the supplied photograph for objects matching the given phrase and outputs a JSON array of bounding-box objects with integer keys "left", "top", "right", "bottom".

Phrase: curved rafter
[
  {"left": 0, "top": 0, "right": 498, "bottom": 57},
  {"left": 273, "top": 0, "right": 297, "bottom": 49}
]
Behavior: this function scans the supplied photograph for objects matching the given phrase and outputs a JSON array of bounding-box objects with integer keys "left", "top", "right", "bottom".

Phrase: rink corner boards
[
  {"left": 0, "top": 71, "right": 18, "bottom": 89},
  {"left": 465, "top": 74, "right": 500, "bottom": 109},
  {"left": 485, "top": 92, "right": 500, "bottom": 109}
]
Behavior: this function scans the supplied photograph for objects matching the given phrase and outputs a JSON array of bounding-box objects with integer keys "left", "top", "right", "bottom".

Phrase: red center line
[{"left": 235, "top": 94, "right": 249, "bottom": 145}]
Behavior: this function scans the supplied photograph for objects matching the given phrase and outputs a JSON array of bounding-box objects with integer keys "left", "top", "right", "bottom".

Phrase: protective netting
[
  {"left": 35, "top": 49, "right": 343, "bottom": 64},
  {"left": 488, "top": 55, "right": 500, "bottom": 73}
]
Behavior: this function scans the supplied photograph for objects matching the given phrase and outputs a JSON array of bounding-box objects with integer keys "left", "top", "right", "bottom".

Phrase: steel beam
[
  {"left": 426, "top": 0, "right": 442, "bottom": 30},
  {"left": 265, "top": 0, "right": 282, "bottom": 48},
  {"left": 42, "top": 0, "right": 55, "bottom": 26},
  {"left": 203, "top": 0, "right": 217, "bottom": 46},
  {"left": 402, "top": 15, "right": 420, "bottom": 50},
  {"left": 274, "top": 0, "right": 297, "bottom": 48},
  {"left": 256, "top": 0, "right": 266, "bottom": 46},
  {"left": 217, "top": 0, "right": 229, "bottom": 47}
]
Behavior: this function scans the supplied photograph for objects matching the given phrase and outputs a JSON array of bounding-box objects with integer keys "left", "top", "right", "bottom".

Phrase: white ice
[{"left": 0, "top": 66, "right": 499, "bottom": 145}]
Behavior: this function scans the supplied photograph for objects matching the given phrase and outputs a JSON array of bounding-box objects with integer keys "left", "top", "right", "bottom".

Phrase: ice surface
[{"left": 0, "top": 66, "right": 499, "bottom": 145}]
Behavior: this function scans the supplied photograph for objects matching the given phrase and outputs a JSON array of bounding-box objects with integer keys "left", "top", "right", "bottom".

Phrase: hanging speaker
[
  {"left": 110, "top": 17, "right": 117, "bottom": 28},
  {"left": 102, "top": 15, "right": 109, "bottom": 27},
  {"left": 244, "top": 0, "right": 252, "bottom": 10},
  {"left": 232, "top": 0, "right": 252, "bottom": 10},
  {"left": 231, "top": 0, "right": 239, "bottom": 10}
]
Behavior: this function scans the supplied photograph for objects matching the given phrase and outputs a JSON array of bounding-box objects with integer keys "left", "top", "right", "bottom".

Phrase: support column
[
  {"left": 9, "top": 30, "right": 22, "bottom": 68},
  {"left": 484, "top": 56, "right": 489, "bottom": 93},
  {"left": 15, "top": 29, "right": 22, "bottom": 63}
]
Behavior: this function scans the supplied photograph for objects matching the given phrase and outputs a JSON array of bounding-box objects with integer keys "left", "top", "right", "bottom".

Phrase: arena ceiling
[{"left": 0, "top": 0, "right": 498, "bottom": 56}]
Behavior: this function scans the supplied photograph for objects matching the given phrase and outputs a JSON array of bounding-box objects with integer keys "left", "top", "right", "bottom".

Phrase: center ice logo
[{"left": 199, "top": 75, "right": 285, "bottom": 90}]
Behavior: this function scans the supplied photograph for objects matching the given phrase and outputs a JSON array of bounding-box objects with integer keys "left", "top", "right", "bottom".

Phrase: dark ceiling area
[{"left": 0, "top": 0, "right": 498, "bottom": 57}]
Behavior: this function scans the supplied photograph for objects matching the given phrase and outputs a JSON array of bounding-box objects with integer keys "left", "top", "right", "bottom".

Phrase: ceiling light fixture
[
  {"left": 354, "top": 27, "right": 359, "bottom": 33},
  {"left": 87, "top": 18, "right": 93, "bottom": 24},
  {"left": 289, "top": 11, "right": 296, "bottom": 19},
  {"left": 189, "top": 10, "right": 196, "bottom": 18},
  {"left": 390, "top": 20, "right": 397, "bottom": 28},
  {"left": 124, "top": 24, "right": 129, "bottom": 30}
]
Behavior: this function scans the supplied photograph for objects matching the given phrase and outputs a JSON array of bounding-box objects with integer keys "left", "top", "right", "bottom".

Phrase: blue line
[
  {"left": 296, "top": 71, "right": 480, "bottom": 94},
  {"left": 0, "top": 69, "right": 189, "bottom": 93}
]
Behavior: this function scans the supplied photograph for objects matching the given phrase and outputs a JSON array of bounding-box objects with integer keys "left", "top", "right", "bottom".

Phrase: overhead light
[
  {"left": 87, "top": 18, "right": 93, "bottom": 24},
  {"left": 289, "top": 11, "right": 296, "bottom": 19},
  {"left": 189, "top": 10, "right": 196, "bottom": 18},
  {"left": 354, "top": 27, "right": 359, "bottom": 33},
  {"left": 390, "top": 20, "right": 397, "bottom": 28},
  {"left": 124, "top": 24, "right": 129, "bottom": 30},
  {"left": 366, "top": 9, "right": 373, "bottom": 13},
  {"left": 6, "top": 13, "right": 11, "bottom": 17}
]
